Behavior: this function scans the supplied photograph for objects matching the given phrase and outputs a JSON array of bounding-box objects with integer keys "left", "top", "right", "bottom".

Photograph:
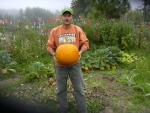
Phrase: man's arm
[
  {"left": 47, "top": 47, "right": 55, "bottom": 56},
  {"left": 46, "top": 29, "right": 56, "bottom": 56}
]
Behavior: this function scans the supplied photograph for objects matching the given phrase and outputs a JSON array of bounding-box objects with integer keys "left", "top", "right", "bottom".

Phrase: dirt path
[
  {"left": 0, "top": 75, "right": 21, "bottom": 86},
  {"left": 99, "top": 76, "right": 130, "bottom": 113},
  {"left": 0, "top": 73, "right": 142, "bottom": 113}
]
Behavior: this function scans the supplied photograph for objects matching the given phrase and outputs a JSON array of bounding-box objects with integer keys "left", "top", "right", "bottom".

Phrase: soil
[{"left": 0, "top": 72, "right": 148, "bottom": 113}]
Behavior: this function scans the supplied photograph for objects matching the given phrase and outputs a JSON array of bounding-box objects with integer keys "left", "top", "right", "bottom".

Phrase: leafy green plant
[
  {"left": 81, "top": 46, "right": 122, "bottom": 70},
  {"left": 10, "top": 27, "right": 48, "bottom": 64},
  {"left": 0, "top": 50, "right": 16, "bottom": 75},
  {"left": 135, "top": 23, "right": 150, "bottom": 50},
  {"left": 118, "top": 72, "right": 136, "bottom": 87},
  {"left": 83, "top": 19, "right": 136, "bottom": 50},
  {"left": 0, "top": 50, "right": 11, "bottom": 68},
  {"left": 25, "top": 61, "right": 55, "bottom": 82},
  {"left": 87, "top": 100, "right": 104, "bottom": 113}
]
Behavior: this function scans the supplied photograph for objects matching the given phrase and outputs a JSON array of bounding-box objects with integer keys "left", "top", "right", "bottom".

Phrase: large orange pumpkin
[{"left": 55, "top": 44, "right": 79, "bottom": 65}]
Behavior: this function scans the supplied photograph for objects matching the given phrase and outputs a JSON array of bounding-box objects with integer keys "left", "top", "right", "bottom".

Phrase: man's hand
[
  {"left": 79, "top": 51, "right": 81, "bottom": 60},
  {"left": 53, "top": 53, "right": 58, "bottom": 62}
]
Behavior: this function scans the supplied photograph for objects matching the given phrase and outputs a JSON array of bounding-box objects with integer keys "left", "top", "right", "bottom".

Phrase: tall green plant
[
  {"left": 11, "top": 27, "right": 48, "bottom": 64},
  {"left": 82, "top": 19, "right": 136, "bottom": 50},
  {"left": 0, "top": 50, "right": 16, "bottom": 75},
  {"left": 81, "top": 46, "right": 122, "bottom": 70},
  {"left": 25, "top": 61, "right": 55, "bottom": 82},
  {"left": 135, "top": 23, "right": 150, "bottom": 50}
]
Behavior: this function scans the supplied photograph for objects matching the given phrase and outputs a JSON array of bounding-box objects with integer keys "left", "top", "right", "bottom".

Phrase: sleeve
[
  {"left": 79, "top": 29, "right": 89, "bottom": 52},
  {"left": 46, "top": 30, "right": 57, "bottom": 50}
]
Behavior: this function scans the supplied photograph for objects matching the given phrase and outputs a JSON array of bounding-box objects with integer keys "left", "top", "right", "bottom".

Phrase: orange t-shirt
[{"left": 46, "top": 24, "right": 89, "bottom": 66}]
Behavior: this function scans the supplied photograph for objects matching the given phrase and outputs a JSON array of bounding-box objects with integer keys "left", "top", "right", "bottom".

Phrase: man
[{"left": 46, "top": 8, "right": 89, "bottom": 113}]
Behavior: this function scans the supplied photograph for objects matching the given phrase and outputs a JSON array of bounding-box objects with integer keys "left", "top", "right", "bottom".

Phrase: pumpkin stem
[{"left": 65, "top": 37, "right": 69, "bottom": 44}]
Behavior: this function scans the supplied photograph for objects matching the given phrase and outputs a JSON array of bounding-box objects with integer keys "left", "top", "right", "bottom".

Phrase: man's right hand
[{"left": 53, "top": 53, "right": 57, "bottom": 62}]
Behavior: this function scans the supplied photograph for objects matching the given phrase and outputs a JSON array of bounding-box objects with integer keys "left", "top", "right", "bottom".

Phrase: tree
[
  {"left": 0, "top": 13, "right": 3, "bottom": 19},
  {"left": 71, "top": 0, "right": 90, "bottom": 18},
  {"left": 133, "top": 0, "right": 150, "bottom": 22},
  {"left": 90, "top": 0, "right": 131, "bottom": 19},
  {"left": 71, "top": 0, "right": 131, "bottom": 19},
  {"left": 142, "top": 0, "right": 150, "bottom": 22},
  {"left": 19, "top": 9, "right": 24, "bottom": 21},
  {"left": 24, "top": 7, "right": 54, "bottom": 21}
]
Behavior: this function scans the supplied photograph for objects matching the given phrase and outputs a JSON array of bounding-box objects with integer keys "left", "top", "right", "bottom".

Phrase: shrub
[
  {"left": 25, "top": 61, "right": 55, "bottom": 82},
  {"left": 82, "top": 19, "right": 136, "bottom": 50},
  {"left": 81, "top": 46, "right": 122, "bottom": 70},
  {"left": 10, "top": 27, "right": 48, "bottom": 64},
  {"left": 0, "top": 50, "right": 16, "bottom": 75}
]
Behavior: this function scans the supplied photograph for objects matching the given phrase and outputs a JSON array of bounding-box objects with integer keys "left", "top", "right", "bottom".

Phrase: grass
[
  {"left": 0, "top": 71, "right": 150, "bottom": 113},
  {"left": 118, "top": 50, "right": 150, "bottom": 112},
  {"left": 0, "top": 73, "right": 139, "bottom": 112}
]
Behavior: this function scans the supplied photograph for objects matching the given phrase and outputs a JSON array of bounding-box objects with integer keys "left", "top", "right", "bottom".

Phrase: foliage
[
  {"left": 120, "top": 51, "right": 140, "bottom": 65},
  {"left": 0, "top": 50, "right": 11, "bottom": 68},
  {"left": 25, "top": 61, "right": 55, "bottom": 82},
  {"left": 0, "top": 50, "right": 16, "bottom": 75},
  {"left": 87, "top": 100, "right": 104, "bottom": 112},
  {"left": 125, "top": 10, "right": 150, "bottom": 50},
  {"left": 141, "top": 0, "right": 150, "bottom": 22},
  {"left": 0, "top": 7, "right": 57, "bottom": 22},
  {"left": 10, "top": 27, "right": 48, "bottom": 64},
  {"left": 24, "top": 7, "right": 55, "bottom": 21},
  {"left": 134, "top": 23, "right": 150, "bottom": 49},
  {"left": 93, "top": 0, "right": 131, "bottom": 19},
  {"left": 71, "top": 0, "right": 131, "bottom": 19},
  {"left": 71, "top": 0, "right": 90, "bottom": 18},
  {"left": 117, "top": 51, "right": 150, "bottom": 108},
  {"left": 82, "top": 19, "right": 136, "bottom": 50},
  {"left": 81, "top": 46, "right": 122, "bottom": 71},
  {"left": 126, "top": 10, "right": 143, "bottom": 25}
]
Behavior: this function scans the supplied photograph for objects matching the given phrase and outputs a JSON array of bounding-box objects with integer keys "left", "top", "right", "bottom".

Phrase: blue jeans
[{"left": 55, "top": 63, "right": 87, "bottom": 113}]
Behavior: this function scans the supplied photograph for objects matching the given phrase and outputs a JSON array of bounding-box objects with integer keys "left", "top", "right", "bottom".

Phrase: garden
[{"left": 0, "top": 9, "right": 150, "bottom": 113}]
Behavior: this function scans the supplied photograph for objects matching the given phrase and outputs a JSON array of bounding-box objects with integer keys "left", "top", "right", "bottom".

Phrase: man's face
[{"left": 61, "top": 12, "right": 73, "bottom": 25}]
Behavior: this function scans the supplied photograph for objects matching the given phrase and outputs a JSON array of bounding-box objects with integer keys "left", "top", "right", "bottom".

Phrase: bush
[
  {"left": 10, "top": 27, "right": 48, "bottom": 64},
  {"left": 82, "top": 19, "right": 137, "bottom": 50},
  {"left": 25, "top": 61, "right": 55, "bottom": 82},
  {"left": 81, "top": 46, "right": 122, "bottom": 70},
  {"left": 0, "top": 50, "right": 16, "bottom": 75}
]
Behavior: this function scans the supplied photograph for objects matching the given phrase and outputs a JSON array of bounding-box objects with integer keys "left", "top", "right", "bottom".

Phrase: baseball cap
[{"left": 61, "top": 8, "right": 73, "bottom": 15}]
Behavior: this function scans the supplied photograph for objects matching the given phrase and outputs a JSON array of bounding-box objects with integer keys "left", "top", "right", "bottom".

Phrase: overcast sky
[{"left": 0, "top": 0, "right": 72, "bottom": 12}]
